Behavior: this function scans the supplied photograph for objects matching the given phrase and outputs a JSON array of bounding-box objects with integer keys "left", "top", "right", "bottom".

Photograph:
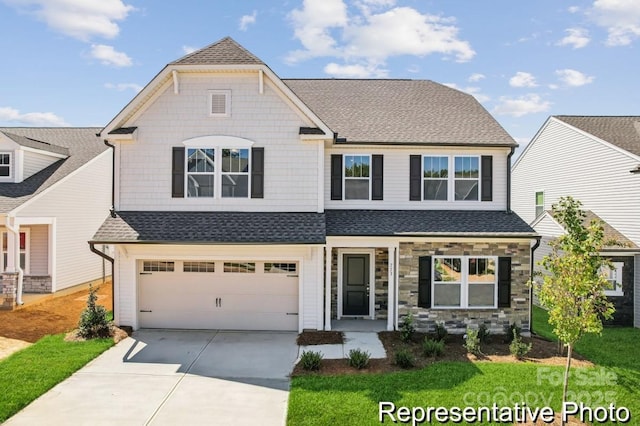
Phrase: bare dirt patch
[
  {"left": 0, "top": 281, "right": 113, "bottom": 343},
  {"left": 297, "top": 330, "right": 344, "bottom": 345},
  {"left": 292, "top": 331, "right": 592, "bottom": 376}
]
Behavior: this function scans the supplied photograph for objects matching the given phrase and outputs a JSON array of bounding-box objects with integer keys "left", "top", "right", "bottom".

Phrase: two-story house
[
  {"left": 512, "top": 116, "right": 640, "bottom": 327},
  {"left": 0, "top": 128, "right": 112, "bottom": 309},
  {"left": 91, "top": 37, "right": 536, "bottom": 334}
]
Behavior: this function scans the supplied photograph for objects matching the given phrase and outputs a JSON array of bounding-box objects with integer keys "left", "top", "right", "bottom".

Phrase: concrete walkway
[
  {"left": 6, "top": 330, "right": 298, "bottom": 426},
  {"left": 299, "top": 331, "right": 387, "bottom": 359}
]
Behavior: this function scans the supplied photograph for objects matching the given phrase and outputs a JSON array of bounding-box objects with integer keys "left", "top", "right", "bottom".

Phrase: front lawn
[
  {"left": 0, "top": 334, "right": 113, "bottom": 422},
  {"left": 289, "top": 311, "right": 640, "bottom": 425}
]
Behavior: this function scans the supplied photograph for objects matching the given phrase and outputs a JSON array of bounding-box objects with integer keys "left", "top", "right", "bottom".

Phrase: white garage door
[{"left": 138, "top": 260, "right": 299, "bottom": 331}]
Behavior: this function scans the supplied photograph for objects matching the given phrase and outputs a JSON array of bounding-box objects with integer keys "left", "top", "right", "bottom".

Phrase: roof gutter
[
  {"left": 529, "top": 236, "right": 541, "bottom": 335},
  {"left": 88, "top": 242, "right": 115, "bottom": 320},
  {"left": 103, "top": 140, "right": 117, "bottom": 218},
  {"left": 507, "top": 146, "right": 515, "bottom": 213}
]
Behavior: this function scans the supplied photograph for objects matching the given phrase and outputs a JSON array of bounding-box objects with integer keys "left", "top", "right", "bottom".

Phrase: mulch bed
[
  {"left": 297, "top": 330, "right": 344, "bottom": 345},
  {"left": 292, "top": 331, "right": 593, "bottom": 377},
  {"left": 64, "top": 325, "right": 130, "bottom": 344}
]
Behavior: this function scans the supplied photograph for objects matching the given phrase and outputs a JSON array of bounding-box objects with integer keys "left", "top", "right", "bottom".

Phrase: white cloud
[
  {"left": 557, "top": 27, "right": 590, "bottom": 48},
  {"left": 324, "top": 62, "right": 388, "bottom": 78},
  {"left": 492, "top": 94, "right": 551, "bottom": 117},
  {"left": 590, "top": 0, "right": 640, "bottom": 46},
  {"left": 0, "top": 106, "right": 69, "bottom": 126},
  {"left": 568, "top": 6, "right": 581, "bottom": 13},
  {"left": 90, "top": 44, "right": 132, "bottom": 67},
  {"left": 509, "top": 71, "right": 538, "bottom": 88},
  {"left": 104, "top": 82, "right": 143, "bottom": 92},
  {"left": 287, "top": 1, "right": 475, "bottom": 77},
  {"left": 556, "top": 68, "right": 595, "bottom": 86},
  {"left": 468, "top": 73, "right": 485, "bottom": 82},
  {"left": 3, "top": 0, "right": 134, "bottom": 41},
  {"left": 239, "top": 10, "right": 257, "bottom": 31},
  {"left": 182, "top": 45, "right": 198, "bottom": 55}
]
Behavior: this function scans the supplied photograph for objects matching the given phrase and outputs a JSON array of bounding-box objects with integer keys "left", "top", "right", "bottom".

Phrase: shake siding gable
[
  {"left": 118, "top": 72, "right": 320, "bottom": 212},
  {"left": 512, "top": 119, "right": 640, "bottom": 246}
]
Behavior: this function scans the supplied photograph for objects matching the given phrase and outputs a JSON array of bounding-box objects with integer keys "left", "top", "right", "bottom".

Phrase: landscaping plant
[
  {"left": 504, "top": 322, "right": 522, "bottom": 343},
  {"left": 78, "top": 284, "right": 110, "bottom": 339},
  {"left": 509, "top": 329, "right": 532, "bottom": 359},
  {"left": 347, "top": 348, "right": 370, "bottom": 369},
  {"left": 300, "top": 350, "right": 323, "bottom": 371},
  {"left": 477, "top": 323, "right": 491, "bottom": 343},
  {"left": 400, "top": 311, "right": 415, "bottom": 342},
  {"left": 422, "top": 337, "right": 445, "bottom": 357},
  {"left": 535, "top": 196, "right": 615, "bottom": 425},
  {"left": 434, "top": 322, "right": 448, "bottom": 342},
  {"left": 463, "top": 328, "right": 482, "bottom": 356},
  {"left": 394, "top": 348, "right": 414, "bottom": 368}
]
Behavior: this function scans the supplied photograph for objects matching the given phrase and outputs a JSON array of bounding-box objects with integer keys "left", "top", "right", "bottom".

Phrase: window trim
[
  {"left": 208, "top": 90, "right": 231, "bottom": 117},
  {"left": 1, "top": 229, "right": 29, "bottom": 274},
  {"left": 535, "top": 190, "right": 544, "bottom": 218},
  {"left": 602, "top": 261, "right": 624, "bottom": 296},
  {"left": 0, "top": 152, "right": 12, "bottom": 179},
  {"left": 420, "top": 155, "right": 481, "bottom": 202},
  {"left": 220, "top": 148, "right": 251, "bottom": 199},
  {"left": 343, "top": 154, "right": 372, "bottom": 201},
  {"left": 432, "top": 255, "right": 498, "bottom": 309},
  {"left": 185, "top": 148, "right": 216, "bottom": 198},
  {"left": 183, "top": 147, "right": 252, "bottom": 199}
]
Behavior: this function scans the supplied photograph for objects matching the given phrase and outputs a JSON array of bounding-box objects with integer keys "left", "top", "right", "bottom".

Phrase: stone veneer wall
[
  {"left": 398, "top": 241, "right": 531, "bottom": 334},
  {"left": 0, "top": 272, "right": 18, "bottom": 310},
  {"left": 330, "top": 248, "right": 389, "bottom": 320},
  {"left": 23, "top": 276, "right": 53, "bottom": 294}
]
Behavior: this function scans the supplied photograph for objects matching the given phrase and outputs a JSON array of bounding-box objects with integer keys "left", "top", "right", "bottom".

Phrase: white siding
[
  {"left": 114, "top": 244, "right": 322, "bottom": 331},
  {"left": 22, "top": 151, "right": 59, "bottom": 180},
  {"left": 16, "top": 150, "right": 113, "bottom": 290},
  {"left": 27, "top": 225, "right": 48, "bottom": 275},
  {"left": 513, "top": 118, "right": 640, "bottom": 245},
  {"left": 533, "top": 214, "right": 563, "bottom": 237},
  {"left": 325, "top": 146, "right": 509, "bottom": 210},
  {"left": 117, "top": 72, "right": 321, "bottom": 212}
]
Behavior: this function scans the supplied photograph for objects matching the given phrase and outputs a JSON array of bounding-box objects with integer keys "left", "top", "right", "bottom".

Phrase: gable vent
[{"left": 209, "top": 90, "right": 230, "bottom": 117}]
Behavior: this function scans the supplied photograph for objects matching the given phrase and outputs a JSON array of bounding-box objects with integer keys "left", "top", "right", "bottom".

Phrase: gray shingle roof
[
  {"left": 283, "top": 79, "right": 516, "bottom": 146},
  {"left": 0, "top": 128, "right": 107, "bottom": 213},
  {"left": 108, "top": 127, "right": 137, "bottom": 135},
  {"left": 2, "top": 132, "right": 70, "bottom": 156},
  {"left": 545, "top": 210, "right": 639, "bottom": 250},
  {"left": 170, "top": 37, "right": 264, "bottom": 66},
  {"left": 326, "top": 210, "right": 536, "bottom": 236},
  {"left": 555, "top": 116, "right": 640, "bottom": 157},
  {"left": 91, "top": 211, "right": 326, "bottom": 244}
]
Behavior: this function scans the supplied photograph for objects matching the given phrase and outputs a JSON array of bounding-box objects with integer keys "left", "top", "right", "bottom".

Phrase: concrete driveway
[{"left": 6, "top": 330, "right": 299, "bottom": 425}]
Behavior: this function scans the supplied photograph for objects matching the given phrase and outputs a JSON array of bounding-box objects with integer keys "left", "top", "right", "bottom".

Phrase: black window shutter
[
  {"left": 409, "top": 155, "right": 421, "bottom": 201},
  {"left": 251, "top": 147, "right": 264, "bottom": 199},
  {"left": 172, "top": 147, "right": 185, "bottom": 198},
  {"left": 418, "top": 256, "right": 432, "bottom": 308},
  {"left": 481, "top": 155, "right": 493, "bottom": 201},
  {"left": 331, "top": 154, "right": 343, "bottom": 200},
  {"left": 372, "top": 155, "right": 383, "bottom": 200},
  {"left": 498, "top": 257, "right": 512, "bottom": 308}
]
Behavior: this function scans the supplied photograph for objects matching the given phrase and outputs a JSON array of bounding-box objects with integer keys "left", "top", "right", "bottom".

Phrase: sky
[{"left": 0, "top": 0, "right": 639, "bottom": 155}]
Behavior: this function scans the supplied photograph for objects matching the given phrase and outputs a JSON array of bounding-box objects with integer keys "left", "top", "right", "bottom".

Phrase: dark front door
[{"left": 342, "top": 254, "right": 370, "bottom": 316}]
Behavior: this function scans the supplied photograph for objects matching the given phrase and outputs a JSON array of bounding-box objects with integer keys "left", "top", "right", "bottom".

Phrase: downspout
[
  {"left": 5, "top": 216, "right": 23, "bottom": 305},
  {"left": 103, "top": 139, "right": 116, "bottom": 218},
  {"left": 506, "top": 146, "right": 516, "bottom": 213},
  {"left": 89, "top": 242, "right": 115, "bottom": 318},
  {"left": 529, "top": 237, "right": 541, "bottom": 334}
]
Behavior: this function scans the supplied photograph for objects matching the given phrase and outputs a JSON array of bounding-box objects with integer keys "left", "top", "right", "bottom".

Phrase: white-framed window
[
  {"left": 186, "top": 148, "right": 215, "bottom": 198},
  {"left": 183, "top": 261, "right": 215, "bottom": 273},
  {"left": 0, "top": 153, "right": 11, "bottom": 177},
  {"left": 601, "top": 262, "right": 624, "bottom": 296},
  {"left": 143, "top": 261, "right": 174, "bottom": 272},
  {"left": 221, "top": 148, "right": 249, "bottom": 198},
  {"left": 264, "top": 262, "right": 297, "bottom": 273},
  {"left": 433, "top": 256, "right": 497, "bottom": 308},
  {"left": 1, "top": 230, "right": 29, "bottom": 273},
  {"left": 209, "top": 90, "right": 231, "bottom": 117},
  {"left": 454, "top": 156, "right": 479, "bottom": 201},
  {"left": 344, "top": 154, "right": 371, "bottom": 200},
  {"left": 535, "top": 191, "right": 544, "bottom": 218},
  {"left": 423, "top": 156, "right": 448, "bottom": 200},
  {"left": 224, "top": 262, "right": 255, "bottom": 273}
]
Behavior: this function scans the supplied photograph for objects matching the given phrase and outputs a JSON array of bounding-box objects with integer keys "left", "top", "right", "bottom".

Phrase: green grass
[
  {"left": 0, "top": 334, "right": 114, "bottom": 422},
  {"left": 289, "top": 309, "right": 640, "bottom": 425}
]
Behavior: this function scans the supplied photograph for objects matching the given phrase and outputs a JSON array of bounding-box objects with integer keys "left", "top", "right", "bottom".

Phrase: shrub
[
  {"left": 78, "top": 285, "right": 110, "bottom": 339},
  {"left": 299, "top": 350, "right": 323, "bottom": 371},
  {"left": 478, "top": 323, "right": 491, "bottom": 343},
  {"left": 509, "top": 330, "right": 532, "bottom": 359},
  {"left": 434, "top": 322, "right": 448, "bottom": 342},
  {"left": 395, "top": 348, "right": 415, "bottom": 368},
  {"left": 504, "top": 322, "right": 522, "bottom": 343},
  {"left": 422, "top": 337, "right": 445, "bottom": 357},
  {"left": 400, "top": 312, "right": 416, "bottom": 342},
  {"left": 347, "top": 348, "right": 370, "bottom": 369},
  {"left": 464, "top": 328, "right": 482, "bottom": 356}
]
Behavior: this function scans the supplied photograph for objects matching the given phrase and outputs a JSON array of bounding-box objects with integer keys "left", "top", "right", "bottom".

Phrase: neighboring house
[
  {"left": 512, "top": 116, "right": 640, "bottom": 327},
  {"left": 91, "top": 37, "right": 536, "bottom": 334},
  {"left": 0, "top": 128, "right": 113, "bottom": 309}
]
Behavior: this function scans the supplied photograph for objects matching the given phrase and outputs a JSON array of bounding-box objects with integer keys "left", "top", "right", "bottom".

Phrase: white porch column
[
  {"left": 324, "top": 245, "right": 332, "bottom": 330},
  {"left": 387, "top": 246, "right": 396, "bottom": 331},
  {"left": 5, "top": 225, "right": 18, "bottom": 272}
]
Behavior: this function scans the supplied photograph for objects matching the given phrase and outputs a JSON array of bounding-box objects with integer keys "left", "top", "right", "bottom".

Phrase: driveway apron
[{"left": 5, "top": 330, "right": 299, "bottom": 426}]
